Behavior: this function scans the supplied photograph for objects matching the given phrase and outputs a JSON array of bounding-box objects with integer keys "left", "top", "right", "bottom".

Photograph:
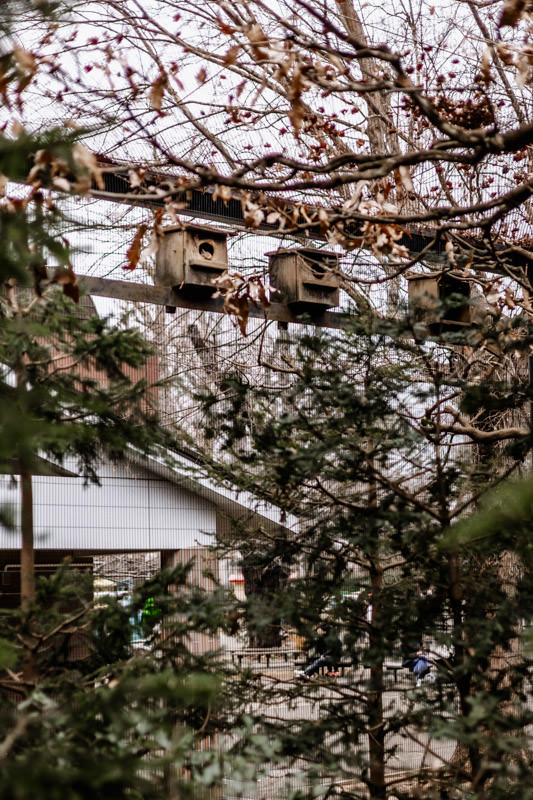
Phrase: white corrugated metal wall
[{"left": 0, "top": 458, "right": 216, "bottom": 552}]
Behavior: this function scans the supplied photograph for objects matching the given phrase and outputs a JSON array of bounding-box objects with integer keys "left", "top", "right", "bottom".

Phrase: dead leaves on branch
[
  {"left": 0, "top": 183, "right": 80, "bottom": 303},
  {"left": 223, "top": 46, "right": 241, "bottom": 67},
  {"left": 495, "top": 42, "right": 533, "bottom": 88},
  {"left": 12, "top": 48, "right": 37, "bottom": 95},
  {"left": 330, "top": 193, "right": 409, "bottom": 261},
  {"left": 240, "top": 193, "right": 329, "bottom": 232},
  {"left": 0, "top": 47, "right": 37, "bottom": 109},
  {"left": 239, "top": 190, "right": 409, "bottom": 263},
  {"left": 27, "top": 143, "right": 104, "bottom": 194},
  {"left": 288, "top": 67, "right": 307, "bottom": 137},
  {"left": 496, "top": 0, "right": 533, "bottom": 85},
  {"left": 327, "top": 217, "right": 409, "bottom": 261},
  {"left": 499, "top": 0, "right": 533, "bottom": 28},
  {"left": 242, "top": 195, "right": 269, "bottom": 228},
  {"left": 212, "top": 271, "right": 270, "bottom": 336},
  {"left": 359, "top": 220, "right": 409, "bottom": 261},
  {"left": 405, "top": 92, "right": 495, "bottom": 130},
  {"left": 216, "top": 17, "right": 348, "bottom": 138},
  {"left": 246, "top": 23, "right": 270, "bottom": 62}
]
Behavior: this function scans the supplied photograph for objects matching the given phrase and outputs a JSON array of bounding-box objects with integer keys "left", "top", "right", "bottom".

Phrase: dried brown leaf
[
  {"left": 499, "top": 0, "right": 528, "bottom": 27},
  {"left": 243, "top": 200, "right": 265, "bottom": 228},
  {"left": 515, "top": 51, "right": 531, "bottom": 87},
  {"left": 213, "top": 271, "right": 270, "bottom": 335},
  {"left": 397, "top": 165, "right": 414, "bottom": 193},
  {"left": 505, "top": 287, "right": 517, "bottom": 309},
  {"left": 212, "top": 184, "right": 233, "bottom": 204},
  {"left": 289, "top": 97, "right": 305, "bottom": 136},
  {"left": 13, "top": 47, "right": 35, "bottom": 72},
  {"left": 53, "top": 267, "right": 79, "bottom": 304},
  {"left": 73, "top": 143, "right": 104, "bottom": 190},
  {"left": 196, "top": 67, "right": 208, "bottom": 84},
  {"left": 496, "top": 43, "right": 515, "bottom": 66},
  {"left": 13, "top": 48, "right": 37, "bottom": 94},
  {"left": 235, "top": 296, "right": 250, "bottom": 336},
  {"left": 254, "top": 280, "right": 270, "bottom": 309},
  {"left": 128, "top": 168, "right": 146, "bottom": 189},
  {"left": 217, "top": 17, "right": 237, "bottom": 34},
  {"left": 247, "top": 23, "right": 265, "bottom": 45},
  {"left": 246, "top": 23, "right": 269, "bottom": 60},
  {"left": 149, "top": 70, "right": 167, "bottom": 111},
  {"left": 223, "top": 46, "right": 240, "bottom": 66},
  {"left": 445, "top": 240, "right": 456, "bottom": 265},
  {"left": 480, "top": 48, "right": 493, "bottom": 85},
  {"left": 124, "top": 223, "right": 148, "bottom": 271}
]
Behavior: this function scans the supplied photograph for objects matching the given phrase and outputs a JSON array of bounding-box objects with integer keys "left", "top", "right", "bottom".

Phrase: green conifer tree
[
  {"left": 0, "top": 8, "right": 247, "bottom": 800},
  {"left": 195, "top": 310, "right": 533, "bottom": 800}
]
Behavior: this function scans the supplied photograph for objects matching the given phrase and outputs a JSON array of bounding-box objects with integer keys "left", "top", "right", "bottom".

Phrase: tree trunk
[
  {"left": 368, "top": 565, "right": 385, "bottom": 800},
  {"left": 19, "top": 463, "right": 37, "bottom": 685},
  {"left": 241, "top": 554, "right": 289, "bottom": 648},
  {"left": 365, "top": 413, "right": 386, "bottom": 799},
  {"left": 20, "top": 465, "right": 34, "bottom": 611}
]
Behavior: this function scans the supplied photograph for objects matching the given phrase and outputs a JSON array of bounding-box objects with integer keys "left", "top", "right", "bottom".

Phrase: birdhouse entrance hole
[{"left": 198, "top": 241, "right": 215, "bottom": 260}]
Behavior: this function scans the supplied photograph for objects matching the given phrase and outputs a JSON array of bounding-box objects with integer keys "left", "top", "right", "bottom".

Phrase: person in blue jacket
[{"left": 402, "top": 641, "right": 435, "bottom": 686}]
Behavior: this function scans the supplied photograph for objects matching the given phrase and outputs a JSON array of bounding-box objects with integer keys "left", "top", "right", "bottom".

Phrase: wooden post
[
  {"left": 19, "top": 461, "right": 38, "bottom": 684},
  {"left": 17, "top": 353, "right": 37, "bottom": 684},
  {"left": 19, "top": 464, "right": 35, "bottom": 611},
  {"left": 528, "top": 265, "right": 533, "bottom": 431}
]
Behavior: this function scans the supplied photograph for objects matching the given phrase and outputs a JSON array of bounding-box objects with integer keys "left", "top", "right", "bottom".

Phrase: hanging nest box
[
  {"left": 267, "top": 247, "right": 339, "bottom": 310},
  {"left": 155, "top": 224, "right": 228, "bottom": 295},
  {"left": 406, "top": 271, "right": 471, "bottom": 333}
]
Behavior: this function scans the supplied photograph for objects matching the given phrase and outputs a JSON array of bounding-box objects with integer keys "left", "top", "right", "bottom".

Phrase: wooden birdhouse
[
  {"left": 155, "top": 224, "right": 228, "bottom": 295},
  {"left": 267, "top": 247, "right": 339, "bottom": 310},
  {"left": 406, "top": 271, "right": 471, "bottom": 332}
]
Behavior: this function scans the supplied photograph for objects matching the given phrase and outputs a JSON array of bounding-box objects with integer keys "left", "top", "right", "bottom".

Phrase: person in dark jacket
[{"left": 295, "top": 626, "right": 342, "bottom": 680}]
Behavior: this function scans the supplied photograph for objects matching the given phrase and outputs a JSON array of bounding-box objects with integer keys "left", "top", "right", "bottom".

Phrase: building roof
[{"left": 128, "top": 448, "right": 298, "bottom": 534}]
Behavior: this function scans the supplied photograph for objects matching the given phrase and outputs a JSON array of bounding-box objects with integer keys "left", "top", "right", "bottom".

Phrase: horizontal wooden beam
[
  {"left": 78, "top": 275, "right": 349, "bottom": 330},
  {"left": 94, "top": 170, "right": 451, "bottom": 261},
  {"left": 93, "top": 166, "right": 531, "bottom": 274}
]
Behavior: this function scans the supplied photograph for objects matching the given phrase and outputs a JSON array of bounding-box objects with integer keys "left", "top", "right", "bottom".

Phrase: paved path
[{"left": 223, "top": 657, "right": 456, "bottom": 799}]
